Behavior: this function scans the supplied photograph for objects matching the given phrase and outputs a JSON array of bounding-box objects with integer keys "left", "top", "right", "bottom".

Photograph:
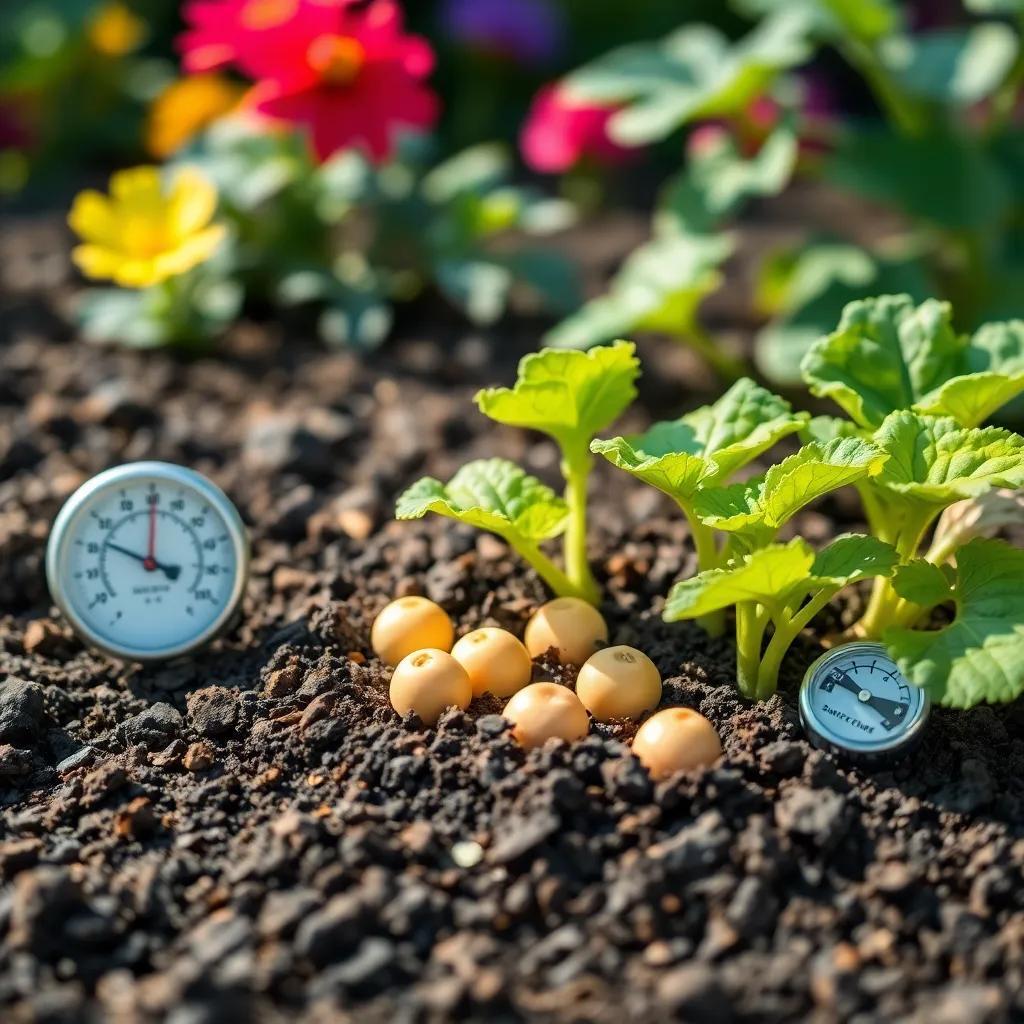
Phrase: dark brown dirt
[{"left": 2, "top": 207, "right": 1024, "bottom": 1024}]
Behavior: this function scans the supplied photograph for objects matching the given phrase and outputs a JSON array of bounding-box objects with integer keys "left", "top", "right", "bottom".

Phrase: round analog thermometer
[
  {"left": 799, "top": 642, "right": 929, "bottom": 763},
  {"left": 46, "top": 462, "right": 249, "bottom": 661}
]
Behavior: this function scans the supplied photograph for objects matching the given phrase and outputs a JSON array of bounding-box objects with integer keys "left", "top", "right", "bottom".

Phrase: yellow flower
[
  {"left": 88, "top": 2, "right": 146, "bottom": 57},
  {"left": 69, "top": 166, "right": 227, "bottom": 289},
  {"left": 146, "top": 75, "right": 243, "bottom": 159}
]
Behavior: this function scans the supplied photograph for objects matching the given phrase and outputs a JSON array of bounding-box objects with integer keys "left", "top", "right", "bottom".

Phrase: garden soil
[{"left": 1, "top": 208, "right": 1024, "bottom": 1023}]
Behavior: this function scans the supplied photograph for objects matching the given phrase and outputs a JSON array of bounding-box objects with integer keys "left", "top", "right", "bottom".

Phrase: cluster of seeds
[{"left": 371, "top": 595, "right": 722, "bottom": 777}]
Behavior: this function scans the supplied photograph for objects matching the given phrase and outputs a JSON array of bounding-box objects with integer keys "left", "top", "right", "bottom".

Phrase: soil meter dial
[
  {"left": 799, "top": 642, "right": 929, "bottom": 763},
  {"left": 47, "top": 462, "right": 249, "bottom": 661}
]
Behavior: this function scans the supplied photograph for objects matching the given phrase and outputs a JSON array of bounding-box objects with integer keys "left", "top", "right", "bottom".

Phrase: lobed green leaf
[
  {"left": 543, "top": 234, "right": 731, "bottom": 351},
  {"left": 591, "top": 377, "right": 806, "bottom": 503},
  {"left": 566, "top": 13, "right": 812, "bottom": 145},
  {"left": 872, "top": 411, "right": 1024, "bottom": 505},
  {"left": 396, "top": 459, "right": 568, "bottom": 542},
  {"left": 885, "top": 539, "right": 1024, "bottom": 707},
  {"left": 664, "top": 539, "right": 814, "bottom": 620},
  {"left": 475, "top": 341, "right": 640, "bottom": 446},
  {"left": 890, "top": 558, "right": 954, "bottom": 610},
  {"left": 664, "top": 532, "right": 897, "bottom": 620},
  {"left": 809, "top": 533, "right": 900, "bottom": 586},
  {"left": 693, "top": 436, "right": 886, "bottom": 534}
]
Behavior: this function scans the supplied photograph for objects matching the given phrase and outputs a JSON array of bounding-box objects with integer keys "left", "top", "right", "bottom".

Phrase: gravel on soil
[{"left": 1, "top": 211, "right": 1024, "bottom": 1023}]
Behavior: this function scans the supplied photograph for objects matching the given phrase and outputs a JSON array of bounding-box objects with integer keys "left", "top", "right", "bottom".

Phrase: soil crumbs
[{"left": 2, "top": 215, "right": 1024, "bottom": 1023}]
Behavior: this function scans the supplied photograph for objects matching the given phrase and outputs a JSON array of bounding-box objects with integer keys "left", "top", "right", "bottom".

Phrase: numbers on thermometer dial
[
  {"left": 62, "top": 476, "right": 238, "bottom": 654},
  {"left": 799, "top": 641, "right": 929, "bottom": 761}
]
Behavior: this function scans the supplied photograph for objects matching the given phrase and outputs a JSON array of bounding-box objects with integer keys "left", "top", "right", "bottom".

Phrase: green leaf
[
  {"left": 799, "top": 415, "right": 869, "bottom": 445},
  {"left": 694, "top": 436, "right": 886, "bottom": 534},
  {"left": 755, "top": 245, "right": 933, "bottom": 387},
  {"left": 396, "top": 459, "right": 568, "bottom": 542},
  {"left": 809, "top": 534, "right": 899, "bottom": 586},
  {"left": 802, "top": 295, "right": 1024, "bottom": 428},
  {"left": 965, "top": 0, "right": 1024, "bottom": 11},
  {"left": 915, "top": 321, "right": 1024, "bottom": 428},
  {"left": 435, "top": 259, "right": 511, "bottom": 325},
  {"left": 879, "top": 25, "right": 1018, "bottom": 105},
  {"left": 733, "top": 0, "right": 899, "bottom": 43},
  {"left": 885, "top": 539, "right": 1024, "bottom": 707},
  {"left": 890, "top": 558, "right": 954, "bottom": 609},
  {"left": 664, "top": 539, "right": 815, "bottom": 620},
  {"left": 476, "top": 342, "right": 640, "bottom": 449},
  {"left": 827, "top": 128, "right": 1012, "bottom": 230},
  {"left": 873, "top": 411, "right": 1024, "bottom": 505},
  {"left": 592, "top": 377, "right": 807, "bottom": 504},
  {"left": 567, "top": 12, "right": 812, "bottom": 145},
  {"left": 500, "top": 249, "right": 582, "bottom": 316},
  {"left": 660, "top": 126, "right": 798, "bottom": 235},
  {"left": 543, "top": 233, "right": 731, "bottom": 351}
]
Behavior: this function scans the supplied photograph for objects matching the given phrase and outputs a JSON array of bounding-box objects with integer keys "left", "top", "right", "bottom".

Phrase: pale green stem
[
  {"left": 518, "top": 540, "right": 593, "bottom": 604},
  {"left": 561, "top": 444, "right": 601, "bottom": 606},
  {"left": 677, "top": 498, "right": 725, "bottom": 636},
  {"left": 857, "top": 504, "right": 939, "bottom": 638},
  {"left": 755, "top": 588, "right": 836, "bottom": 701},
  {"left": 735, "top": 602, "right": 770, "bottom": 701}
]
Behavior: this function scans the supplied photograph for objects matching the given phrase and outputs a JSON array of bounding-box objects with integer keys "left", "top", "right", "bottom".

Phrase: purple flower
[{"left": 440, "top": 0, "right": 564, "bottom": 66}]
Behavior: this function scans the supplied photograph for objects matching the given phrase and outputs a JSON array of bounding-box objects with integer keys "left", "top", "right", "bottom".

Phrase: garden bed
[{"left": 2, "top": 211, "right": 1024, "bottom": 1024}]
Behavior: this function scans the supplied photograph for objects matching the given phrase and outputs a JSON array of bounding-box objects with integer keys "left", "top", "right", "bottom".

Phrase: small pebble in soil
[
  {"left": 523, "top": 597, "right": 608, "bottom": 665},
  {"left": 389, "top": 649, "right": 472, "bottom": 726},
  {"left": 502, "top": 682, "right": 589, "bottom": 749},
  {"left": 371, "top": 596, "right": 454, "bottom": 666},
  {"left": 451, "top": 627, "right": 532, "bottom": 698},
  {"left": 631, "top": 707, "right": 723, "bottom": 779},
  {"left": 576, "top": 645, "right": 662, "bottom": 722}
]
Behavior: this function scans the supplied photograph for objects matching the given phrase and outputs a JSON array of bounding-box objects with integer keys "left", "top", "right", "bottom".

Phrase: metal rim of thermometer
[
  {"left": 46, "top": 462, "right": 249, "bottom": 661},
  {"left": 799, "top": 642, "right": 930, "bottom": 763}
]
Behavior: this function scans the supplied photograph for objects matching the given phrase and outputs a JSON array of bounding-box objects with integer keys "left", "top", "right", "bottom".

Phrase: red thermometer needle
[{"left": 144, "top": 500, "right": 157, "bottom": 572}]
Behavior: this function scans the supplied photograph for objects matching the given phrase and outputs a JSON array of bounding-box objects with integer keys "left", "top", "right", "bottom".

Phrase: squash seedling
[
  {"left": 799, "top": 296, "right": 1024, "bottom": 641},
  {"left": 398, "top": 342, "right": 640, "bottom": 605},
  {"left": 592, "top": 377, "right": 807, "bottom": 632},
  {"left": 661, "top": 433, "right": 893, "bottom": 699},
  {"left": 853, "top": 411, "right": 1024, "bottom": 637},
  {"left": 665, "top": 535, "right": 899, "bottom": 701}
]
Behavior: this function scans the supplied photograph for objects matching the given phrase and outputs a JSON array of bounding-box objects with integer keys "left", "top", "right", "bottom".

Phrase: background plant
[{"left": 538, "top": 1, "right": 1024, "bottom": 384}]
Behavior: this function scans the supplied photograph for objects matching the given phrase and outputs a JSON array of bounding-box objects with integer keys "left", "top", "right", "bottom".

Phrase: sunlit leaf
[
  {"left": 886, "top": 539, "right": 1024, "bottom": 707},
  {"left": 476, "top": 341, "right": 640, "bottom": 447},
  {"left": 396, "top": 458, "right": 568, "bottom": 542},
  {"left": 567, "top": 12, "right": 812, "bottom": 145},
  {"left": 802, "top": 295, "right": 1024, "bottom": 428}
]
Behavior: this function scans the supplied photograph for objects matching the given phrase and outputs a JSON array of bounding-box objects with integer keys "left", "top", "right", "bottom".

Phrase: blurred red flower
[
  {"left": 520, "top": 84, "right": 639, "bottom": 174},
  {"left": 179, "top": 0, "right": 438, "bottom": 163}
]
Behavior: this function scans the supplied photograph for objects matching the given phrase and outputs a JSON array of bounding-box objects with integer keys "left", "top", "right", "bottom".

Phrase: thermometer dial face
[
  {"left": 47, "top": 463, "right": 249, "bottom": 661},
  {"left": 799, "top": 642, "right": 929, "bottom": 762}
]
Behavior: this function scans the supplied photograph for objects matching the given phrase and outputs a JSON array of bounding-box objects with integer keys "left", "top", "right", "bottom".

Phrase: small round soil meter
[
  {"left": 372, "top": 596, "right": 454, "bottom": 666},
  {"left": 799, "top": 642, "right": 930, "bottom": 764},
  {"left": 451, "top": 627, "right": 532, "bottom": 698},
  {"left": 46, "top": 462, "right": 248, "bottom": 661}
]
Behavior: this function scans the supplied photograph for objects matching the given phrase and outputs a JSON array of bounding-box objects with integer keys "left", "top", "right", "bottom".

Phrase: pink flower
[
  {"left": 179, "top": 0, "right": 438, "bottom": 163},
  {"left": 179, "top": 0, "right": 311, "bottom": 73},
  {"left": 520, "top": 84, "right": 638, "bottom": 174}
]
